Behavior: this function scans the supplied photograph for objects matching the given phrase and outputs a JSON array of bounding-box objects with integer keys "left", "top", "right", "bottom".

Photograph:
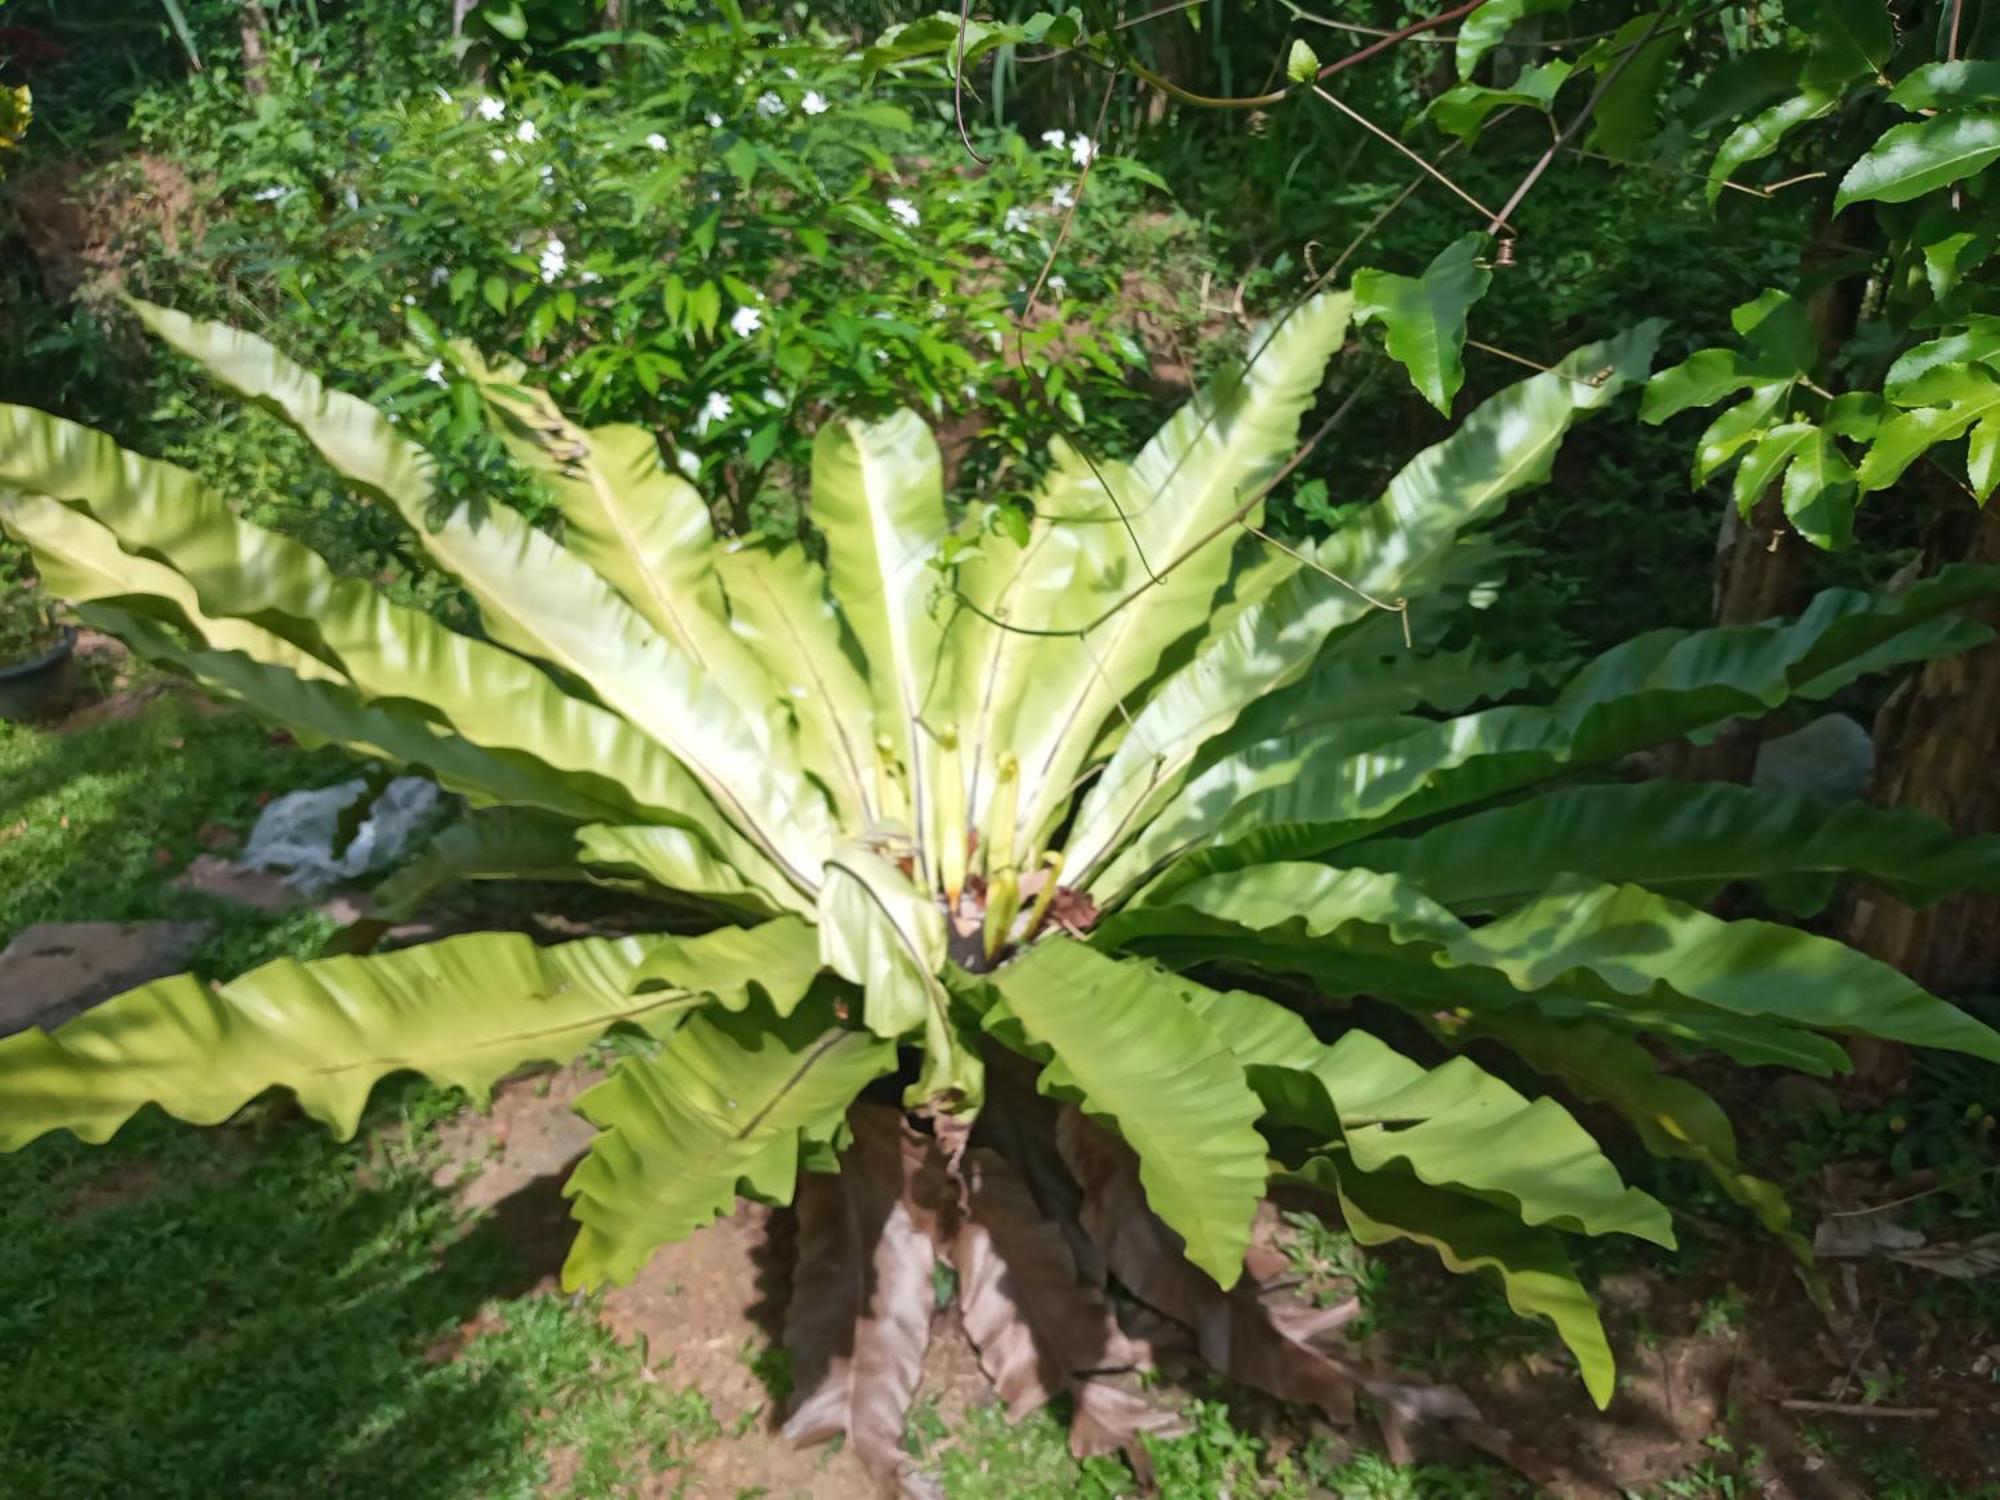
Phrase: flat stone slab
[
  {"left": 0, "top": 920, "right": 213, "bottom": 1037},
  {"left": 172, "top": 854, "right": 308, "bottom": 912}
]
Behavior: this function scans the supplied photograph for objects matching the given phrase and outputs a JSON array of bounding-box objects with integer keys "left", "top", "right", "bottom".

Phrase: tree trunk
[
  {"left": 240, "top": 0, "right": 271, "bottom": 96},
  {"left": 1844, "top": 500, "right": 2000, "bottom": 1005},
  {"left": 1670, "top": 219, "right": 1867, "bottom": 782},
  {"left": 1675, "top": 491, "right": 1812, "bottom": 780}
]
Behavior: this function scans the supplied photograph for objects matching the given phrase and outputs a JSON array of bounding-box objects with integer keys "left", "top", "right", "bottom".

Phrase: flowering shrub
[{"left": 113, "top": 11, "right": 1206, "bottom": 546}]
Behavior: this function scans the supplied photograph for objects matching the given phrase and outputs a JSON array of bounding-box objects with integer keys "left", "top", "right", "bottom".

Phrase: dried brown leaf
[
  {"left": 1057, "top": 1106, "right": 1359, "bottom": 1426},
  {"left": 955, "top": 1146, "right": 1142, "bottom": 1417},
  {"left": 782, "top": 1105, "right": 950, "bottom": 1499}
]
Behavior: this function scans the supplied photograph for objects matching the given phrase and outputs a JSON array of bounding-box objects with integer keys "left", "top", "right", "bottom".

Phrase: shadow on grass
[
  {"left": 0, "top": 1087, "right": 709, "bottom": 1500},
  {"left": 0, "top": 695, "right": 357, "bottom": 975}
]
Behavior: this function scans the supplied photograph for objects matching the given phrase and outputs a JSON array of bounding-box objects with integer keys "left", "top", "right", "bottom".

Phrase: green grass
[
  {"left": 0, "top": 689, "right": 358, "bottom": 975},
  {"left": 0, "top": 1091, "right": 720, "bottom": 1500}
]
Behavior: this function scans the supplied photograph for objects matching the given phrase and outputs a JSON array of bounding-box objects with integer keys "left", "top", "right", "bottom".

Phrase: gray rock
[
  {"left": 0, "top": 920, "right": 213, "bottom": 1037},
  {"left": 1752, "top": 712, "right": 1875, "bottom": 803}
]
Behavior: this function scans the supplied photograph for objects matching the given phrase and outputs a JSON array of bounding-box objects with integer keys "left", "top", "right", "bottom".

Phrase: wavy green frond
[
  {"left": 1120, "top": 567, "right": 2000, "bottom": 902},
  {"left": 562, "top": 993, "right": 894, "bottom": 1288},
  {"left": 818, "top": 845, "right": 981, "bottom": 1108},
  {"left": 1100, "top": 864, "right": 1853, "bottom": 1074},
  {"left": 985, "top": 940, "right": 1267, "bottom": 1287},
  {"left": 577, "top": 823, "right": 809, "bottom": 916},
  {"left": 717, "top": 541, "right": 880, "bottom": 827},
  {"left": 1290, "top": 1154, "right": 1618, "bottom": 1409},
  {"left": 811, "top": 411, "right": 950, "bottom": 865},
  {"left": 628, "top": 917, "right": 824, "bottom": 1018},
  {"left": 1178, "top": 984, "right": 1671, "bottom": 1246},
  {"left": 129, "top": 301, "right": 835, "bottom": 891},
  {"left": 0, "top": 933, "right": 676, "bottom": 1150},
  {"left": 75, "top": 602, "right": 642, "bottom": 828},
  {"left": 1453, "top": 875, "right": 2000, "bottom": 1062},
  {"left": 372, "top": 810, "right": 596, "bottom": 919},
  {"left": 476, "top": 364, "right": 780, "bottom": 728},
  {"left": 1008, "top": 296, "right": 1352, "bottom": 856},
  {"left": 1067, "top": 324, "right": 1659, "bottom": 888},
  {"left": 1342, "top": 779, "right": 2000, "bottom": 916},
  {"left": 1463, "top": 1014, "right": 1804, "bottom": 1258},
  {"left": 0, "top": 423, "right": 755, "bottom": 850}
]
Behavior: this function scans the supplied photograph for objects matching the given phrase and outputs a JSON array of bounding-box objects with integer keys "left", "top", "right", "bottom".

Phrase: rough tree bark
[
  {"left": 1673, "top": 219, "right": 1867, "bottom": 782},
  {"left": 1844, "top": 499, "right": 2000, "bottom": 1004},
  {"left": 240, "top": 0, "right": 271, "bottom": 96}
]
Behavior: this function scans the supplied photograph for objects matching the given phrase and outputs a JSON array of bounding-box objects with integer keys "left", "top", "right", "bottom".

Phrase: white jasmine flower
[
  {"left": 476, "top": 96, "right": 505, "bottom": 122},
  {"left": 645, "top": 131, "right": 668, "bottom": 150},
  {"left": 801, "top": 90, "right": 828, "bottom": 115},
  {"left": 1050, "top": 182, "right": 1075, "bottom": 210},
  {"left": 762, "top": 387, "right": 784, "bottom": 407},
  {"left": 1047, "top": 274, "right": 1067, "bottom": 298},
  {"left": 886, "top": 196, "right": 920, "bottom": 227},
  {"left": 489, "top": 146, "right": 508, "bottom": 163},
  {"left": 676, "top": 448, "right": 701, "bottom": 478},
  {"left": 429, "top": 265, "right": 449, "bottom": 287},
  {"left": 1002, "top": 205, "right": 1031, "bottom": 234},
  {"left": 423, "top": 359, "right": 446, "bottom": 386},
  {"left": 539, "top": 164, "right": 554, "bottom": 183},
  {"left": 1069, "top": 134, "right": 1096, "bottom": 167},
  {"left": 961, "top": 382, "right": 979, "bottom": 402},
  {"left": 730, "top": 305, "right": 764, "bottom": 337},
  {"left": 515, "top": 119, "right": 538, "bottom": 143},
  {"left": 698, "top": 391, "right": 733, "bottom": 433},
  {"left": 1040, "top": 128, "right": 1066, "bottom": 149},
  {"left": 705, "top": 111, "right": 724, "bottom": 128},
  {"left": 401, "top": 293, "right": 415, "bottom": 306},
  {"left": 756, "top": 91, "right": 786, "bottom": 118},
  {"left": 579, "top": 269, "right": 602, "bottom": 285},
  {"left": 539, "top": 237, "right": 567, "bottom": 282}
]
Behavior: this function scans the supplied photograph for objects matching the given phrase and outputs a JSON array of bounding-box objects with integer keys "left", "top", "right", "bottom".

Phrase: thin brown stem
[
  {"left": 1313, "top": 85, "right": 1511, "bottom": 229},
  {"left": 953, "top": 0, "right": 991, "bottom": 165},
  {"left": 1485, "top": 12, "right": 1671, "bottom": 238}
]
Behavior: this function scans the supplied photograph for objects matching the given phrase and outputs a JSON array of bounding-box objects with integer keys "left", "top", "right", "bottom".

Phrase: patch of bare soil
[
  {"left": 422, "top": 1063, "right": 2000, "bottom": 1499},
  {"left": 427, "top": 1064, "right": 1007, "bottom": 1499}
]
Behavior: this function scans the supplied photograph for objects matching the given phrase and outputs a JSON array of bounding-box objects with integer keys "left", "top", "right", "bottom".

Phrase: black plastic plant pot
[{"left": 0, "top": 626, "right": 76, "bottom": 722}]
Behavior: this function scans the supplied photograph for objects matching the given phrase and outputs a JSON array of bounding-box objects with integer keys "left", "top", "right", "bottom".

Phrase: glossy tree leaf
[
  {"left": 1707, "top": 90, "right": 1837, "bottom": 203},
  {"left": 1427, "top": 62, "right": 1572, "bottom": 144},
  {"left": 1836, "top": 112, "right": 2000, "bottom": 211},
  {"left": 1888, "top": 60, "right": 2000, "bottom": 111},
  {"left": 986, "top": 940, "right": 1267, "bottom": 1287},
  {"left": 1352, "top": 234, "right": 1493, "bottom": 412}
]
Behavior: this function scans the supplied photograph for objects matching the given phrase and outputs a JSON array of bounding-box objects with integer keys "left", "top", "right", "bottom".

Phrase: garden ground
[{"left": 3, "top": 661, "right": 1997, "bottom": 1500}]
